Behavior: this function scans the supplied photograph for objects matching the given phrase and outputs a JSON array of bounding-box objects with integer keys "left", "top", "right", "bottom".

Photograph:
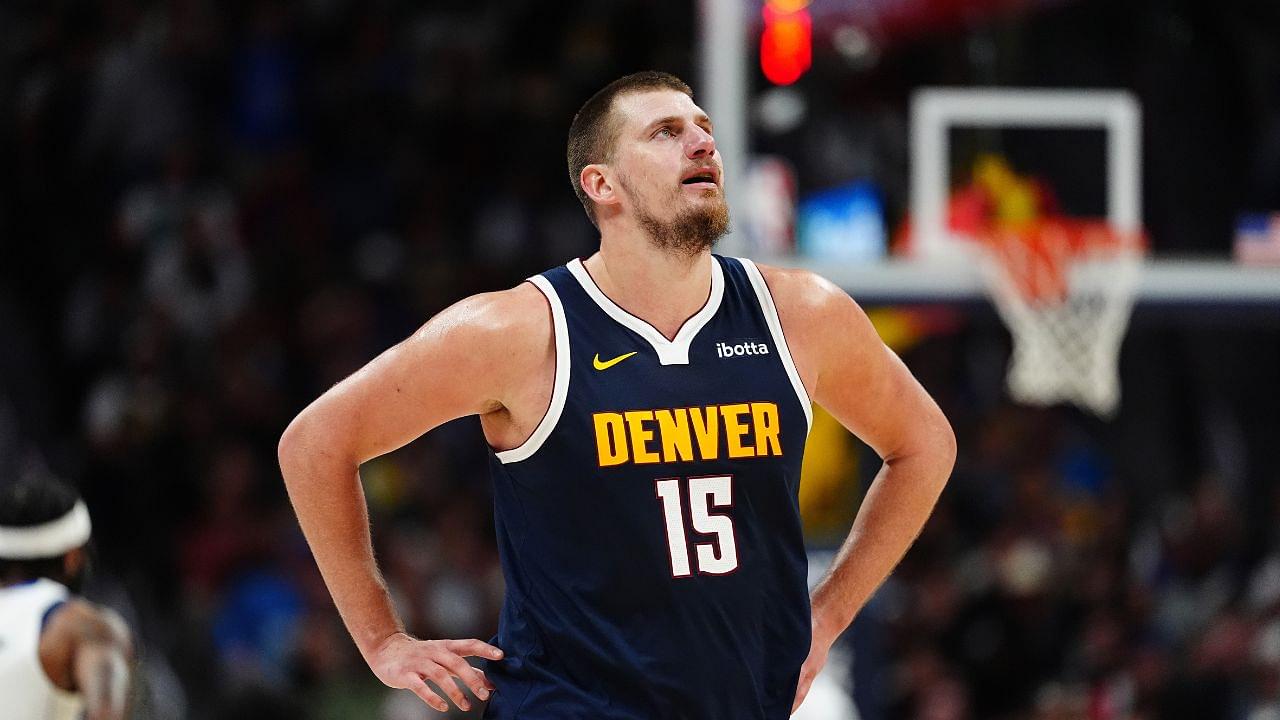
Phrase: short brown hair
[{"left": 567, "top": 71, "right": 693, "bottom": 227}]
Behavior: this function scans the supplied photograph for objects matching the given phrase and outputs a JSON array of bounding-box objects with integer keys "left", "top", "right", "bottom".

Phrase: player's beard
[{"left": 626, "top": 178, "right": 730, "bottom": 258}]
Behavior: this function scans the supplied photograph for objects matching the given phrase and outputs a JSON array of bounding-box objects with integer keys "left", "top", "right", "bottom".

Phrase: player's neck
[{"left": 584, "top": 239, "right": 713, "bottom": 341}]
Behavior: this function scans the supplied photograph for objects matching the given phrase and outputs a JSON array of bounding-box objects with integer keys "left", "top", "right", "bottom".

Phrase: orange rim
[{"left": 976, "top": 220, "right": 1146, "bottom": 303}]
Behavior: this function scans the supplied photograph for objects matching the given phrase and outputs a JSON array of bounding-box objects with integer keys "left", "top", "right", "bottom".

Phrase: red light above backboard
[{"left": 761, "top": 0, "right": 812, "bottom": 85}]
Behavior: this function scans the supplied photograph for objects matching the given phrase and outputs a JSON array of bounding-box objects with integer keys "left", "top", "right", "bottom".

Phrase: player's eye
[{"left": 654, "top": 126, "right": 675, "bottom": 139}]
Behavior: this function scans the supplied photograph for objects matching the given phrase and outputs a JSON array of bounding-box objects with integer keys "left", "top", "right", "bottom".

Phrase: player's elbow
[
  {"left": 278, "top": 403, "right": 361, "bottom": 490},
  {"left": 926, "top": 409, "right": 957, "bottom": 486},
  {"left": 894, "top": 404, "right": 956, "bottom": 490},
  {"left": 277, "top": 407, "right": 325, "bottom": 482},
  {"left": 937, "top": 417, "right": 958, "bottom": 475},
  {"left": 277, "top": 413, "right": 306, "bottom": 476}
]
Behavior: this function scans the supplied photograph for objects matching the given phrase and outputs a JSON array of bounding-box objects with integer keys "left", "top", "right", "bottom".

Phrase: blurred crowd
[
  {"left": 2, "top": 1, "right": 1280, "bottom": 719},
  {"left": 853, "top": 383, "right": 1280, "bottom": 720}
]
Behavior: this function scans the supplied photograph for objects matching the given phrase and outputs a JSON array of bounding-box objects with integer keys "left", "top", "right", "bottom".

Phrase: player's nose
[{"left": 686, "top": 126, "right": 716, "bottom": 159}]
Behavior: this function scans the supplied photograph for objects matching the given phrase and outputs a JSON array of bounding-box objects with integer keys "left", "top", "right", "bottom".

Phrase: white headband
[{"left": 0, "top": 501, "right": 92, "bottom": 560}]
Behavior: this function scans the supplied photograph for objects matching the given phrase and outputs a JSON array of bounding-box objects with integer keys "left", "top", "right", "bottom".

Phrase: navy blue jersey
[{"left": 482, "top": 255, "right": 813, "bottom": 720}]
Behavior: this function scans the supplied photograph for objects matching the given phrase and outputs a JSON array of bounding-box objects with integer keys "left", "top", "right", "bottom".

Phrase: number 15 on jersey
[{"left": 655, "top": 475, "right": 739, "bottom": 577}]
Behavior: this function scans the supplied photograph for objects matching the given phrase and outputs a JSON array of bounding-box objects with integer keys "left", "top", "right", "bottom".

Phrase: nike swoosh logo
[{"left": 593, "top": 351, "right": 638, "bottom": 371}]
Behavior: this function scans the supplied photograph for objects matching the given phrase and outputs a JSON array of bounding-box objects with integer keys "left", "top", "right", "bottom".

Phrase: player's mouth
[{"left": 680, "top": 167, "right": 720, "bottom": 191}]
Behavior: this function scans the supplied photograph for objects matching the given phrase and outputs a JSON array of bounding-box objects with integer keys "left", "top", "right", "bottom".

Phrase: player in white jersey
[{"left": 0, "top": 477, "right": 134, "bottom": 720}]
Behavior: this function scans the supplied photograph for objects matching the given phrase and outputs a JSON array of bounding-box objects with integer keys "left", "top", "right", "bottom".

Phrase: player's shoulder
[
  {"left": 409, "top": 279, "right": 550, "bottom": 363},
  {"left": 751, "top": 262, "right": 857, "bottom": 322},
  {"left": 44, "top": 598, "right": 132, "bottom": 649},
  {"left": 413, "top": 280, "right": 551, "bottom": 349},
  {"left": 750, "top": 263, "right": 883, "bottom": 398}
]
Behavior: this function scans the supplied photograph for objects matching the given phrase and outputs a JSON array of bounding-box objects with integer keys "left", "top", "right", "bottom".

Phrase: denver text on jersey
[{"left": 593, "top": 402, "right": 783, "bottom": 466}]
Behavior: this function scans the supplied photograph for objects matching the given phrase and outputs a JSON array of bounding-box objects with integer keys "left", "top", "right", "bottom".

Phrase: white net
[
  {"left": 907, "top": 87, "right": 1146, "bottom": 417},
  {"left": 979, "top": 229, "right": 1144, "bottom": 417}
]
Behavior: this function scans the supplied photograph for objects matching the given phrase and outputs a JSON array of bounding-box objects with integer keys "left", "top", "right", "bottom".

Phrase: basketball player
[
  {"left": 279, "top": 71, "right": 955, "bottom": 718},
  {"left": 0, "top": 477, "right": 134, "bottom": 720}
]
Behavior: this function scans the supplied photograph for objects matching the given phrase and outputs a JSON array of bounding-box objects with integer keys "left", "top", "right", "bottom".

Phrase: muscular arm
[
  {"left": 760, "top": 266, "right": 956, "bottom": 709},
  {"left": 277, "top": 283, "right": 550, "bottom": 711},
  {"left": 39, "top": 600, "right": 134, "bottom": 720}
]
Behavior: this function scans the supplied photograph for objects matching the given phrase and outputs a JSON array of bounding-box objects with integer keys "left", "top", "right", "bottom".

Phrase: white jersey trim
[
  {"left": 566, "top": 256, "right": 724, "bottom": 366},
  {"left": 495, "top": 275, "right": 571, "bottom": 464},
  {"left": 738, "top": 258, "right": 814, "bottom": 433}
]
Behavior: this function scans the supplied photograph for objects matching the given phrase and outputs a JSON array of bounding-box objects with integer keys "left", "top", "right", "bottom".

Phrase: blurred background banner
[{"left": 3, "top": 1, "right": 1280, "bottom": 719}]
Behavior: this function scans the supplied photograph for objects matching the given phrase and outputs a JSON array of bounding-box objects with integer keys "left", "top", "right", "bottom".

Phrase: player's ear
[
  {"left": 580, "top": 164, "right": 620, "bottom": 209},
  {"left": 64, "top": 548, "right": 83, "bottom": 574},
  {"left": 62, "top": 548, "right": 85, "bottom": 584}
]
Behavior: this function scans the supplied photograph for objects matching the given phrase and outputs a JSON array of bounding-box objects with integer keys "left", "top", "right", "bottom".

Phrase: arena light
[{"left": 760, "top": 0, "right": 812, "bottom": 86}]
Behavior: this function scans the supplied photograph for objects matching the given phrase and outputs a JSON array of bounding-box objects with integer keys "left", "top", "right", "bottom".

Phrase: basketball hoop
[{"left": 974, "top": 220, "right": 1145, "bottom": 417}]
